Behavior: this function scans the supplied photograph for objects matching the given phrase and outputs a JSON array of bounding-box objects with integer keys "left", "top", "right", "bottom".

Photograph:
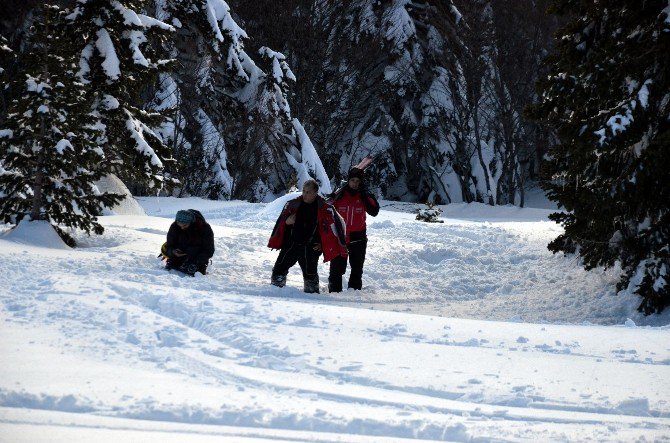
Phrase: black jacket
[{"left": 166, "top": 214, "right": 214, "bottom": 266}]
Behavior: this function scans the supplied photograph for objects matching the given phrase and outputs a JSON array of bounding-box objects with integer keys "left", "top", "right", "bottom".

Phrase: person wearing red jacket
[
  {"left": 268, "top": 179, "right": 347, "bottom": 293},
  {"left": 328, "top": 167, "right": 380, "bottom": 292}
]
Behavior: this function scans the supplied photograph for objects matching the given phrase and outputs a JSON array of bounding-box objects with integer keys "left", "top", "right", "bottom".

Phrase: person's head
[
  {"left": 347, "top": 167, "right": 364, "bottom": 190},
  {"left": 302, "top": 179, "right": 319, "bottom": 204},
  {"left": 175, "top": 210, "right": 195, "bottom": 230}
]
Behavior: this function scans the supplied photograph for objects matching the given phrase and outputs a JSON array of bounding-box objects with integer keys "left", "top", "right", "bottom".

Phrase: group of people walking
[
  {"left": 161, "top": 166, "right": 379, "bottom": 293},
  {"left": 269, "top": 167, "right": 380, "bottom": 293}
]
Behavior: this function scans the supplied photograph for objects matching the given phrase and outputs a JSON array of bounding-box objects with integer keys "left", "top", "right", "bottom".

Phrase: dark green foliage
[
  {"left": 162, "top": 0, "right": 304, "bottom": 200},
  {"left": 164, "top": 0, "right": 253, "bottom": 199},
  {"left": 230, "top": 0, "right": 556, "bottom": 205},
  {"left": 65, "top": 0, "right": 176, "bottom": 191},
  {"left": 527, "top": 0, "right": 670, "bottom": 313},
  {"left": 0, "top": 4, "right": 123, "bottom": 244},
  {"left": 0, "top": 35, "right": 15, "bottom": 117}
]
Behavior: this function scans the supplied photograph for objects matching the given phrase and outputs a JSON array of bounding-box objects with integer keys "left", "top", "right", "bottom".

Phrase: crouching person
[
  {"left": 268, "top": 179, "right": 347, "bottom": 293},
  {"left": 163, "top": 209, "right": 214, "bottom": 276}
]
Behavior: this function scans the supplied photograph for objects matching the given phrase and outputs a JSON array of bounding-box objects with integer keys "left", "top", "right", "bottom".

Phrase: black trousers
[
  {"left": 329, "top": 237, "right": 367, "bottom": 291},
  {"left": 272, "top": 242, "right": 321, "bottom": 282}
]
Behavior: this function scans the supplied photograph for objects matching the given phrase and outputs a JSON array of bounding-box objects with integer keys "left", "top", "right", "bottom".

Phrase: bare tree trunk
[
  {"left": 31, "top": 9, "right": 49, "bottom": 221},
  {"left": 472, "top": 106, "right": 494, "bottom": 205},
  {"left": 30, "top": 150, "right": 45, "bottom": 221},
  {"left": 517, "top": 160, "right": 526, "bottom": 207}
]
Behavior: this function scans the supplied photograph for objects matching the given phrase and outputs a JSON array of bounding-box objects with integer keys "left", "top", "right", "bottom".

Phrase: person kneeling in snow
[
  {"left": 162, "top": 209, "right": 214, "bottom": 276},
  {"left": 268, "top": 179, "right": 347, "bottom": 293}
]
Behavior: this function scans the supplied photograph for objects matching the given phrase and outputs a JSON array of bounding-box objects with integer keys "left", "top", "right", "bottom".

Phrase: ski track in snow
[{"left": 1, "top": 198, "right": 669, "bottom": 441}]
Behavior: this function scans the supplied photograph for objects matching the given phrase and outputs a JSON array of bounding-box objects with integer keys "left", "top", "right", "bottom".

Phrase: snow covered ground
[{"left": 1, "top": 196, "right": 669, "bottom": 442}]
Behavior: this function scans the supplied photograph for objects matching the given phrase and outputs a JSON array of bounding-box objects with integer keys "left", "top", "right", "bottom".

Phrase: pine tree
[
  {"left": 65, "top": 0, "right": 176, "bottom": 191},
  {"left": 527, "top": 0, "right": 670, "bottom": 314},
  {"left": 0, "top": 4, "right": 123, "bottom": 245},
  {"left": 158, "top": 0, "right": 245, "bottom": 199},
  {"left": 229, "top": 0, "right": 551, "bottom": 204},
  {"left": 164, "top": 0, "right": 330, "bottom": 201},
  {"left": 0, "top": 35, "right": 14, "bottom": 117}
]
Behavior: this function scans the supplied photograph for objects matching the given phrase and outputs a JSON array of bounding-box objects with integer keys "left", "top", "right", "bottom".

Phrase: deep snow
[{"left": 1, "top": 197, "right": 669, "bottom": 442}]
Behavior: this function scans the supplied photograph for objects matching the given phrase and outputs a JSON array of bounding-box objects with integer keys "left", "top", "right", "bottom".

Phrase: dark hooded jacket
[
  {"left": 166, "top": 210, "right": 215, "bottom": 266},
  {"left": 268, "top": 196, "right": 347, "bottom": 262}
]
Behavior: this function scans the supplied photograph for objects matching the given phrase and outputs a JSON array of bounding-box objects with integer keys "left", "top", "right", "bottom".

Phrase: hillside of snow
[{"left": 1, "top": 197, "right": 669, "bottom": 442}]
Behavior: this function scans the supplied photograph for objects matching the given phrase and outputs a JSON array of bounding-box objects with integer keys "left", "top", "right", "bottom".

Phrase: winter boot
[
  {"left": 180, "top": 262, "right": 198, "bottom": 276},
  {"left": 347, "top": 274, "right": 363, "bottom": 290},
  {"left": 304, "top": 276, "right": 320, "bottom": 294},
  {"left": 328, "top": 277, "right": 342, "bottom": 293},
  {"left": 271, "top": 273, "right": 287, "bottom": 288}
]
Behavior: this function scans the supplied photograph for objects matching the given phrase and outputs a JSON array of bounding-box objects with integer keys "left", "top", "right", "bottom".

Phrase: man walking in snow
[
  {"left": 163, "top": 209, "right": 215, "bottom": 276},
  {"left": 328, "top": 167, "right": 380, "bottom": 292},
  {"left": 268, "top": 179, "right": 347, "bottom": 293}
]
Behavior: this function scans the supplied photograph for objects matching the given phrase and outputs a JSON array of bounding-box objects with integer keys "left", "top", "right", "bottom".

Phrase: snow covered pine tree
[
  {"left": 0, "top": 4, "right": 123, "bottom": 245},
  {"left": 0, "top": 35, "right": 13, "bottom": 112},
  {"left": 160, "top": 0, "right": 245, "bottom": 199},
  {"left": 65, "top": 0, "right": 176, "bottom": 192},
  {"left": 527, "top": 0, "right": 670, "bottom": 314},
  {"left": 160, "top": 0, "right": 331, "bottom": 201}
]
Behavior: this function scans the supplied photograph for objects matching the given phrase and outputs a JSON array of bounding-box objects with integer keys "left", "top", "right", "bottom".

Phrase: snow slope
[{"left": 1, "top": 198, "right": 669, "bottom": 442}]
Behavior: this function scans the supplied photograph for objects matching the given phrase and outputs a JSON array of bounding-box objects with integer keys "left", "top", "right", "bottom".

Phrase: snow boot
[
  {"left": 347, "top": 273, "right": 362, "bottom": 290},
  {"left": 271, "top": 273, "right": 287, "bottom": 288},
  {"left": 347, "top": 280, "right": 362, "bottom": 290},
  {"left": 304, "top": 276, "right": 320, "bottom": 294},
  {"left": 180, "top": 262, "right": 198, "bottom": 277},
  {"left": 328, "top": 277, "right": 342, "bottom": 293}
]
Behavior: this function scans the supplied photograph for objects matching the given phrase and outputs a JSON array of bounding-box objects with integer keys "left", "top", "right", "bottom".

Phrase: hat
[
  {"left": 347, "top": 167, "right": 365, "bottom": 181},
  {"left": 175, "top": 210, "right": 195, "bottom": 224}
]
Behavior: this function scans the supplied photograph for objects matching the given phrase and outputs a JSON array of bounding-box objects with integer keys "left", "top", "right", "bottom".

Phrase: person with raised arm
[{"left": 328, "top": 161, "right": 380, "bottom": 292}]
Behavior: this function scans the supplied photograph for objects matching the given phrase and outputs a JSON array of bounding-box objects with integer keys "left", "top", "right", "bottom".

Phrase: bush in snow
[{"left": 416, "top": 203, "right": 443, "bottom": 223}]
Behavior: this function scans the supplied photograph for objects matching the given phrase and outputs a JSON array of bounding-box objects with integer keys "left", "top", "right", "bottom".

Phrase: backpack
[{"left": 159, "top": 241, "right": 169, "bottom": 260}]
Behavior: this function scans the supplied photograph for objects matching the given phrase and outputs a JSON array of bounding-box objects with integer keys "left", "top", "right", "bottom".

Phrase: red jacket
[
  {"left": 268, "top": 196, "right": 348, "bottom": 262},
  {"left": 330, "top": 187, "right": 380, "bottom": 243}
]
